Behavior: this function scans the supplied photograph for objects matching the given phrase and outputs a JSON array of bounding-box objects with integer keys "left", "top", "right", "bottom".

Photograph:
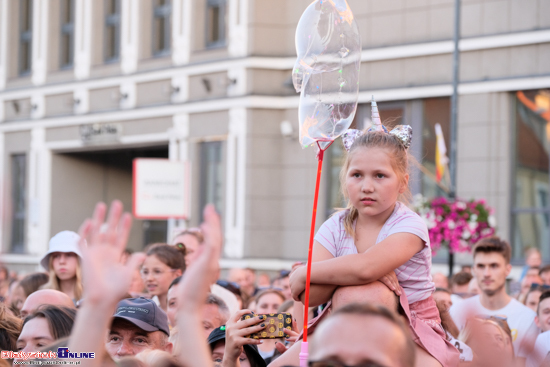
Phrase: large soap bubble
[{"left": 293, "top": 0, "right": 362, "bottom": 149}]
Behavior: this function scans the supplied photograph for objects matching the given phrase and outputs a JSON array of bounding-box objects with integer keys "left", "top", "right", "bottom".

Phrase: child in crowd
[
  {"left": 141, "top": 244, "right": 186, "bottom": 312},
  {"left": 281, "top": 102, "right": 459, "bottom": 367},
  {"left": 41, "top": 231, "right": 84, "bottom": 304}
]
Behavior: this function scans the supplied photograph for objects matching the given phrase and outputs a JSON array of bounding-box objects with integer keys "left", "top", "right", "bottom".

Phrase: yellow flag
[{"left": 435, "top": 123, "right": 448, "bottom": 183}]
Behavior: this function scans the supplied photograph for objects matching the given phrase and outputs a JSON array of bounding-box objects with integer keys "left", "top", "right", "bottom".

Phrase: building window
[
  {"left": 60, "top": 0, "right": 75, "bottom": 68},
  {"left": 199, "top": 141, "right": 224, "bottom": 217},
  {"left": 153, "top": 0, "right": 171, "bottom": 56},
  {"left": 512, "top": 89, "right": 550, "bottom": 263},
  {"left": 206, "top": 0, "right": 226, "bottom": 48},
  {"left": 19, "top": 0, "right": 33, "bottom": 75},
  {"left": 104, "top": 0, "right": 121, "bottom": 62},
  {"left": 10, "top": 155, "right": 27, "bottom": 254}
]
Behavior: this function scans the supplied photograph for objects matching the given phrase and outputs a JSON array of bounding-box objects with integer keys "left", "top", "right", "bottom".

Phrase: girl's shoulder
[{"left": 385, "top": 202, "right": 429, "bottom": 232}]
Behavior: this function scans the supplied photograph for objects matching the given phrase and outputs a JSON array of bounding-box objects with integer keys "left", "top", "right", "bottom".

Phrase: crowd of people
[{"left": 0, "top": 129, "right": 549, "bottom": 367}]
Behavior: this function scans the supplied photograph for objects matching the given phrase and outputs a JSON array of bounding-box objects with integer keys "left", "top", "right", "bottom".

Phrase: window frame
[
  {"left": 205, "top": 0, "right": 226, "bottom": 49},
  {"left": 104, "top": 0, "right": 121, "bottom": 63},
  {"left": 152, "top": 0, "right": 172, "bottom": 57},
  {"left": 59, "top": 0, "right": 75, "bottom": 69},
  {"left": 19, "top": 0, "right": 33, "bottom": 76},
  {"left": 10, "top": 154, "right": 27, "bottom": 254}
]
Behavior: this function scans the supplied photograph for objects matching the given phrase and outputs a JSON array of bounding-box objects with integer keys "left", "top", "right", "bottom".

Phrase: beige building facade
[{"left": 0, "top": 0, "right": 549, "bottom": 272}]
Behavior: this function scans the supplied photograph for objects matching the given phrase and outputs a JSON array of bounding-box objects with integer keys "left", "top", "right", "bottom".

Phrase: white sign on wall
[{"left": 133, "top": 159, "right": 188, "bottom": 219}]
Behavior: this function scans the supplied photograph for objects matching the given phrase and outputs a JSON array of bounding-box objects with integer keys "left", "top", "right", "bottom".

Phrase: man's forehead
[
  {"left": 111, "top": 318, "right": 149, "bottom": 335},
  {"left": 540, "top": 298, "right": 550, "bottom": 310},
  {"left": 474, "top": 252, "right": 506, "bottom": 264}
]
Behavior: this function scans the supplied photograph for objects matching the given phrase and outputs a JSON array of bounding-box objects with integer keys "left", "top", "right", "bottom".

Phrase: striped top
[{"left": 315, "top": 201, "right": 435, "bottom": 304}]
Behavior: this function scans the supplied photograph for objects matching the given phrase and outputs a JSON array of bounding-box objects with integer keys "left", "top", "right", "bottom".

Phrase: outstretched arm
[{"left": 291, "top": 233, "right": 424, "bottom": 296}]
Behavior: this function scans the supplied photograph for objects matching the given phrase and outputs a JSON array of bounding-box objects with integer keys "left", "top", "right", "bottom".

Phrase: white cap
[{"left": 40, "top": 231, "right": 84, "bottom": 270}]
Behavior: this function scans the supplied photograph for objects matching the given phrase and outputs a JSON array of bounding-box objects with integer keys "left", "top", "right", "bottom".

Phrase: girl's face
[
  {"left": 141, "top": 255, "right": 181, "bottom": 297},
  {"left": 256, "top": 292, "right": 284, "bottom": 315},
  {"left": 51, "top": 252, "right": 79, "bottom": 280},
  {"left": 16, "top": 318, "right": 54, "bottom": 355},
  {"left": 345, "top": 147, "right": 406, "bottom": 221}
]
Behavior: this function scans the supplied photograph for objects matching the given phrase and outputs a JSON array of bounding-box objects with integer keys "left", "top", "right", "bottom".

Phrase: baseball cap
[
  {"left": 207, "top": 326, "right": 267, "bottom": 367},
  {"left": 113, "top": 297, "right": 170, "bottom": 336},
  {"left": 40, "top": 231, "right": 84, "bottom": 270}
]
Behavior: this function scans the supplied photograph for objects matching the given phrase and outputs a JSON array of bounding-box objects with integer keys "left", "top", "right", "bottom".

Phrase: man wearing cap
[{"left": 105, "top": 297, "right": 173, "bottom": 359}]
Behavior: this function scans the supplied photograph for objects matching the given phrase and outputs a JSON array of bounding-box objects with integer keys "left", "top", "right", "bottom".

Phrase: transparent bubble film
[{"left": 293, "top": 0, "right": 362, "bottom": 149}]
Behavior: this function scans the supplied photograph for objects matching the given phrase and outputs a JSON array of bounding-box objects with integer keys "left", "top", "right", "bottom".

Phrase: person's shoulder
[
  {"left": 536, "top": 330, "right": 550, "bottom": 343},
  {"left": 507, "top": 298, "right": 537, "bottom": 318},
  {"left": 322, "top": 209, "right": 348, "bottom": 228},
  {"left": 393, "top": 202, "right": 426, "bottom": 224},
  {"left": 451, "top": 295, "right": 481, "bottom": 314}
]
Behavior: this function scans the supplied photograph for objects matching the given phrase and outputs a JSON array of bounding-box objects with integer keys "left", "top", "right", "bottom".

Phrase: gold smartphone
[{"left": 241, "top": 312, "right": 292, "bottom": 339}]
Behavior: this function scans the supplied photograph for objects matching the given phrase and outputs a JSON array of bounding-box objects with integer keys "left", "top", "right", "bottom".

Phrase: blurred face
[
  {"left": 527, "top": 251, "right": 542, "bottom": 267},
  {"left": 345, "top": 147, "right": 406, "bottom": 222},
  {"left": 522, "top": 269, "right": 543, "bottom": 292},
  {"left": 536, "top": 298, "right": 550, "bottom": 332},
  {"left": 541, "top": 271, "right": 550, "bottom": 286},
  {"left": 273, "top": 276, "right": 291, "bottom": 300},
  {"left": 202, "top": 304, "right": 225, "bottom": 338},
  {"left": 141, "top": 255, "right": 181, "bottom": 298},
  {"left": 433, "top": 290, "right": 452, "bottom": 311},
  {"left": 212, "top": 341, "right": 251, "bottom": 367},
  {"left": 174, "top": 233, "right": 201, "bottom": 267},
  {"left": 256, "top": 293, "right": 284, "bottom": 315},
  {"left": 473, "top": 253, "right": 511, "bottom": 297},
  {"left": 229, "top": 269, "right": 256, "bottom": 296},
  {"left": 432, "top": 273, "right": 449, "bottom": 289},
  {"left": 11, "top": 284, "right": 26, "bottom": 311},
  {"left": 16, "top": 318, "right": 54, "bottom": 356},
  {"left": 106, "top": 319, "right": 171, "bottom": 359},
  {"left": 51, "top": 252, "right": 78, "bottom": 280},
  {"left": 167, "top": 283, "right": 179, "bottom": 327},
  {"left": 466, "top": 321, "right": 514, "bottom": 364},
  {"left": 311, "top": 314, "right": 409, "bottom": 367},
  {"left": 525, "top": 290, "right": 542, "bottom": 312}
]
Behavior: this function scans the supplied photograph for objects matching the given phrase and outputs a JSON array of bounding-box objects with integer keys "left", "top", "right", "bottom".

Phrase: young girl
[
  {"left": 279, "top": 109, "right": 458, "bottom": 367},
  {"left": 141, "top": 243, "right": 186, "bottom": 312},
  {"left": 40, "top": 231, "right": 84, "bottom": 304}
]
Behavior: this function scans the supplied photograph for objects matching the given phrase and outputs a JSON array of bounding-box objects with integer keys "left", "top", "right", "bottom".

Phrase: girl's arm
[
  {"left": 305, "top": 241, "right": 339, "bottom": 306},
  {"left": 291, "top": 241, "right": 337, "bottom": 307},
  {"left": 292, "top": 233, "right": 424, "bottom": 293}
]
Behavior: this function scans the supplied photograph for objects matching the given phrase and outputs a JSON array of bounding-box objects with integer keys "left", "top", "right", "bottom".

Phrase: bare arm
[
  {"left": 297, "top": 241, "right": 337, "bottom": 307},
  {"left": 290, "top": 233, "right": 424, "bottom": 296},
  {"left": 68, "top": 201, "right": 145, "bottom": 367},
  {"left": 309, "top": 233, "right": 424, "bottom": 285}
]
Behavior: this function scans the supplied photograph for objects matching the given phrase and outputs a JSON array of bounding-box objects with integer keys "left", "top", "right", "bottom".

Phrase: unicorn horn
[{"left": 370, "top": 95, "right": 383, "bottom": 131}]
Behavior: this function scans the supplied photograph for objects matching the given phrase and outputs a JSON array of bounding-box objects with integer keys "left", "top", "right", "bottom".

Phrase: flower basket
[{"left": 412, "top": 195, "right": 496, "bottom": 254}]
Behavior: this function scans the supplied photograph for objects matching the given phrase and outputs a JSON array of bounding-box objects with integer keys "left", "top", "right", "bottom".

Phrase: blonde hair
[
  {"left": 339, "top": 130, "right": 411, "bottom": 239},
  {"left": 42, "top": 255, "right": 83, "bottom": 301}
]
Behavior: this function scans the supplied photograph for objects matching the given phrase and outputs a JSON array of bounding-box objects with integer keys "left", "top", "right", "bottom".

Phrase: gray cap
[{"left": 113, "top": 297, "right": 170, "bottom": 336}]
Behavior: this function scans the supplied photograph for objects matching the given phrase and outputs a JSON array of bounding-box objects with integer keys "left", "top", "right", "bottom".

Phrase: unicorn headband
[{"left": 342, "top": 96, "right": 413, "bottom": 152}]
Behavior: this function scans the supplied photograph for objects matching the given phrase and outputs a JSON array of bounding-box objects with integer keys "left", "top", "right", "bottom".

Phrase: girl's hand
[
  {"left": 377, "top": 271, "right": 401, "bottom": 296},
  {"left": 289, "top": 265, "right": 307, "bottom": 301},
  {"left": 223, "top": 310, "right": 266, "bottom": 363}
]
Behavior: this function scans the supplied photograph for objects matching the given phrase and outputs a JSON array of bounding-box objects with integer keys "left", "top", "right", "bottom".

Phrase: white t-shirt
[
  {"left": 315, "top": 202, "right": 435, "bottom": 303},
  {"left": 450, "top": 295, "right": 539, "bottom": 358},
  {"left": 527, "top": 331, "right": 550, "bottom": 367}
]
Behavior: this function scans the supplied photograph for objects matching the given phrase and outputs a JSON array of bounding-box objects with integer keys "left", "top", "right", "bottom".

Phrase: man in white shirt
[
  {"left": 450, "top": 236, "right": 539, "bottom": 363},
  {"left": 527, "top": 290, "right": 550, "bottom": 367}
]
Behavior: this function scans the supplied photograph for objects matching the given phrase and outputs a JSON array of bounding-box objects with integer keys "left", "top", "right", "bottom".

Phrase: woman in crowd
[
  {"left": 172, "top": 228, "right": 203, "bottom": 268},
  {"left": 253, "top": 289, "right": 286, "bottom": 364},
  {"left": 142, "top": 244, "right": 186, "bottom": 311},
  {"left": 41, "top": 231, "right": 84, "bottom": 304},
  {"left": 16, "top": 305, "right": 76, "bottom": 354},
  {"left": 10, "top": 272, "right": 49, "bottom": 315}
]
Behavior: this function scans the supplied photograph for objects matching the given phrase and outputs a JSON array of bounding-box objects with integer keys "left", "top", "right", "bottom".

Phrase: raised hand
[{"left": 77, "top": 200, "right": 145, "bottom": 306}]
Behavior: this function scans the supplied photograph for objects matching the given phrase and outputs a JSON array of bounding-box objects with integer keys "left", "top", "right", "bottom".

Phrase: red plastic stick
[{"left": 299, "top": 141, "right": 332, "bottom": 366}]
